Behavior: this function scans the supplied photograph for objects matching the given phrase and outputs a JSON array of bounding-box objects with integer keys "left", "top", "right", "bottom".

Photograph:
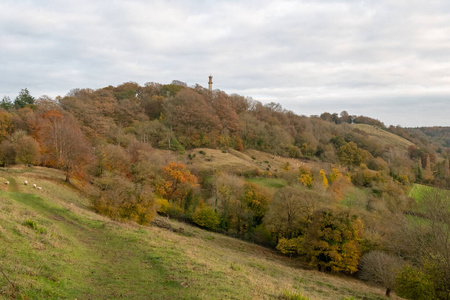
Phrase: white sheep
[
  {"left": 24, "top": 180, "right": 28, "bottom": 185},
  {"left": 33, "top": 184, "right": 37, "bottom": 188},
  {"left": 4, "top": 181, "right": 9, "bottom": 185},
  {"left": 37, "top": 187, "right": 42, "bottom": 190}
]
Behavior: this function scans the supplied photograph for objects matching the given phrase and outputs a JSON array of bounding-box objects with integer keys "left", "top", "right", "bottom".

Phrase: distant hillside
[
  {"left": 0, "top": 166, "right": 397, "bottom": 299},
  {"left": 406, "top": 126, "right": 450, "bottom": 148},
  {"left": 352, "top": 124, "right": 414, "bottom": 150}
]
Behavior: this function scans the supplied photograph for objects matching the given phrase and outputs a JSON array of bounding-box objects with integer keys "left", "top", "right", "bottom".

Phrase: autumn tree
[
  {"left": 303, "top": 208, "right": 363, "bottom": 273},
  {"left": 0, "top": 111, "right": 13, "bottom": 142},
  {"left": 224, "top": 181, "right": 271, "bottom": 234},
  {"left": 156, "top": 162, "right": 198, "bottom": 210},
  {"left": 141, "top": 94, "right": 165, "bottom": 120},
  {"left": 276, "top": 236, "right": 304, "bottom": 256},
  {"left": 170, "top": 89, "right": 222, "bottom": 148},
  {"left": 0, "top": 140, "right": 15, "bottom": 167},
  {"left": 213, "top": 172, "right": 245, "bottom": 231},
  {"left": 59, "top": 88, "right": 116, "bottom": 138},
  {"left": 39, "top": 110, "right": 93, "bottom": 182},
  {"left": 338, "top": 141, "right": 368, "bottom": 167},
  {"left": 98, "top": 143, "right": 131, "bottom": 175},
  {"left": 192, "top": 205, "right": 220, "bottom": 230},
  {"left": 92, "top": 174, "right": 156, "bottom": 225},
  {"left": 319, "top": 169, "right": 329, "bottom": 189},
  {"left": 264, "top": 186, "right": 318, "bottom": 240},
  {"left": 298, "top": 166, "right": 313, "bottom": 188},
  {"left": 242, "top": 182, "right": 271, "bottom": 226},
  {"left": 211, "top": 92, "right": 241, "bottom": 148},
  {"left": 15, "top": 135, "right": 40, "bottom": 166}
]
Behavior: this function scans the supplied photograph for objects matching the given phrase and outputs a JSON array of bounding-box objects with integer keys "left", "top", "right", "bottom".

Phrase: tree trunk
[{"left": 65, "top": 166, "right": 70, "bottom": 183}]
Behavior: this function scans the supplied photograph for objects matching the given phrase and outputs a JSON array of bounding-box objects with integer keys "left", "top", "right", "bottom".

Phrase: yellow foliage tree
[
  {"left": 319, "top": 169, "right": 329, "bottom": 188},
  {"left": 299, "top": 166, "right": 313, "bottom": 188},
  {"left": 328, "top": 168, "right": 341, "bottom": 184},
  {"left": 303, "top": 209, "right": 364, "bottom": 274},
  {"left": 192, "top": 206, "right": 220, "bottom": 230},
  {"left": 299, "top": 174, "right": 313, "bottom": 188}
]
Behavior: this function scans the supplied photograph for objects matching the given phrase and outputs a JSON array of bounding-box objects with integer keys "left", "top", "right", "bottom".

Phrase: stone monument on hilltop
[{"left": 208, "top": 75, "right": 213, "bottom": 93}]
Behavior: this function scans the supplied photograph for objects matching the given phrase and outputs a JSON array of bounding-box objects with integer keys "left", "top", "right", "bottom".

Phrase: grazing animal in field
[
  {"left": 37, "top": 187, "right": 42, "bottom": 190},
  {"left": 5, "top": 181, "right": 9, "bottom": 185},
  {"left": 33, "top": 184, "right": 37, "bottom": 188},
  {"left": 24, "top": 180, "right": 28, "bottom": 185}
]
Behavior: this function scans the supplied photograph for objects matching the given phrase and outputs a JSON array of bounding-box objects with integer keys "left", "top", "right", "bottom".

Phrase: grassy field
[
  {"left": 0, "top": 166, "right": 401, "bottom": 299},
  {"left": 407, "top": 183, "right": 450, "bottom": 213},
  {"left": 245, "top": 178, "right": 287, "bottom": 191},
  {"left": 408, "top": 183, "right": 431, "bottom": 204},
  {"left": 352, "top": 124, "right": 414, "bottom": 150}
]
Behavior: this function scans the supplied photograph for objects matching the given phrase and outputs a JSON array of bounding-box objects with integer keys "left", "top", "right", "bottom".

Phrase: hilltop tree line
[{"left": 1, "top": 83, "right": 449, "bottom": 299}]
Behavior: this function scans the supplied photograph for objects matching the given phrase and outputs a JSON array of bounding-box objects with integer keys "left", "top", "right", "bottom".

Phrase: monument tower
[{"left": 208, "top": 75, "right": 213, "bottom": 93}]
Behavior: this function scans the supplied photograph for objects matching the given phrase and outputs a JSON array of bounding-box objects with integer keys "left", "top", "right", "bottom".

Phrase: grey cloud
[{"left": 0, "top": 0, "right": 449, "bottom": 126}]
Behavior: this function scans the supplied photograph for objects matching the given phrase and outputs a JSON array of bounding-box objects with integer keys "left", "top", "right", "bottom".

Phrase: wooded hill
[{"left": 1, "top": 82, "right": 449, "bottom": 299}]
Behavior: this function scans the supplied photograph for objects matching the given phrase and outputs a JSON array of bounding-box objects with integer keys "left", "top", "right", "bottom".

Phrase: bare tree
[
  {"left": 39, "top": 110, "right": 93, "bottom": 182},
  {"left": 359, "top": 251, "right": 404, "bottom": 297}
]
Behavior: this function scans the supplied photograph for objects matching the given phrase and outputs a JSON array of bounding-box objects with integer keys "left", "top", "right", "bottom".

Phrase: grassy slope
[
  {"left": 186, "top": 148, "right": 313, "bottom": 175},
  {"left": 0, "top": 167, "right": 399, "bottom": 300},
  {"left": 352, "top": 124, "right": 414, "bottom": 149},
  {"left": 408, "top": 183, "right": 450, "bottom": 212},
  {"left": 245, "top": 178, "right": 287, "bottom": 192}
]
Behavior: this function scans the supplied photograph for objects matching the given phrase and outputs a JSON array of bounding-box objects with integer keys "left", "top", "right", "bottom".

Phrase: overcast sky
[{"left": 1, "top": 0, "right": 449, "bottom": 127}]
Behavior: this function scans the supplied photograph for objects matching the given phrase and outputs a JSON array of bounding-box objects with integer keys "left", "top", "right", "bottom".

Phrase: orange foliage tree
[{"left": 156, "top": 162, "right": 198, "bottom": 208}]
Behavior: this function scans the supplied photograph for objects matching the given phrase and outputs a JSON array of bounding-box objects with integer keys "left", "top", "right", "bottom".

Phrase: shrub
[
  {"left": 276, "top": 237, "right": 303, "bottom": 256},
  {"left": 192, "top": 206, "right": 220, "bottom": 230},
  {"left": 165, "top": 204, "right": 185, "bottom": 220},
  {"left": 156, "top": 198, "right": 170, "bottom": 214},
  {"left": 395, "top": 265, "right": 437, "bottom": 300}
]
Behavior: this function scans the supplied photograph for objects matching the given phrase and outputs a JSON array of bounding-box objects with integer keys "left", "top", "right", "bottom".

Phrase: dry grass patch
[
  {"left": 150, "top": 217, "right": 403, "bottom": 300},
  {"left": 352, "top": 124, "right": 413, "bottom": 149},
  {"left": 187, "top": 148, "right": 261, "bottom": 174}
]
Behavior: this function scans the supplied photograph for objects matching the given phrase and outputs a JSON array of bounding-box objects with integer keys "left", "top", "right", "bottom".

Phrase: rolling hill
[{"left": 0, "top": 166, "right": 399, "bottom": 300}]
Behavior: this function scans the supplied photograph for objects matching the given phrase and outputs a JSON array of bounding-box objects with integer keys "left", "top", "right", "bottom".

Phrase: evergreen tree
[{"left": 14, "top": 88, "right": 35, "bottom": 108}]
